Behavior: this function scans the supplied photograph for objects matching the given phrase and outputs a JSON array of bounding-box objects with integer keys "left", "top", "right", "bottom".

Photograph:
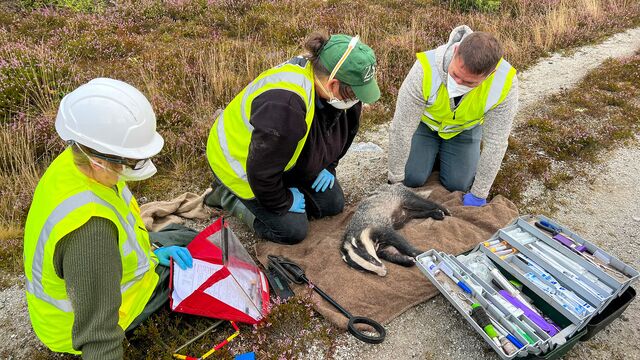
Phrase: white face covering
[
  {"left": 118, "top": 161, "right": 157, "bottom": 181},
  {"left": 315, "top": 77, "right": 360, "bottom": 110},
  {"left": 327, "top": 96, "right": 360, "bottom": 110},
  {"left": 447, "top": 73, "right": 475, "bottom": 98}
]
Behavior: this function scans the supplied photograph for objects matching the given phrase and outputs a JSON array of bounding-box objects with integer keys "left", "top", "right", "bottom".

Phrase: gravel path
[
  {"left": 2, "top": 26, "right": 639, "bottom": 359},
  {"left": 517, "top": 27, "right": 640, "bottom": 113}
]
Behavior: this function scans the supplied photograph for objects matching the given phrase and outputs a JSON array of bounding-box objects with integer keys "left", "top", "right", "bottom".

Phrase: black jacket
[{"left": 246, "top": 89, "right": 361, "bottom": 214}]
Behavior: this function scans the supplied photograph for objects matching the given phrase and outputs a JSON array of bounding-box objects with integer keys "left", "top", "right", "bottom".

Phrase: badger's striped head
[{"left": 340, "top": 228, "right": 387, "bottom": 276}]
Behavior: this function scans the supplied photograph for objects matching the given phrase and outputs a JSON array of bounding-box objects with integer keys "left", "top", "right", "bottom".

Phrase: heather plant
[
  {"left": 226, "top": 290, "right": 339, "bottom": 359},
  {"left": 19, "top": 0, "right": 107, "bottom": 12},
  {"left": 444, "top": 0, "right": 502, "bottom": 12},
  {"left": 0, "top": 43, "right": 77, "bottom": 121},
  {"left": 116, "top": 291, "right": 337, "bottom": 359}
]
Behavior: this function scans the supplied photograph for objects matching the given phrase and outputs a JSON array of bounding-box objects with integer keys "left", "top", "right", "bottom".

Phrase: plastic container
[
  {"left": 416, "top": 215, "right": 639, "bottom": 359},
  {"left": 580, "top": 286, "right": 636, "bottom": 341},
  {"left": 526, "top": 327, "right": 587, "bottom": 360}
]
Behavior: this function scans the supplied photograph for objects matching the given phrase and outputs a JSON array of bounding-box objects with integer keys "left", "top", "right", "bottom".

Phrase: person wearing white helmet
[{"left": 23, "top": 78, "right": 194, "bottom": 359}]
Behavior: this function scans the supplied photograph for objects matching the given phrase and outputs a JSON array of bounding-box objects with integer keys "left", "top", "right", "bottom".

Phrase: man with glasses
[
  {"left": 205, "top": 32, "right": 380, "bottom": 244},
  {"left": 24, "top": 78, "right": 194, "bottom": 359},
  {"left": 388, "top": 26, "right": 519, "bottom": 207}
]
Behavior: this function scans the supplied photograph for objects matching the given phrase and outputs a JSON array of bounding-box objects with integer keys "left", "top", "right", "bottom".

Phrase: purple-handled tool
[
  {"left": 499, "top": 290, "right": 560, "bottom": 336},
  {"left": 535, "top": 221, "right": 587, "bottom": 253}
]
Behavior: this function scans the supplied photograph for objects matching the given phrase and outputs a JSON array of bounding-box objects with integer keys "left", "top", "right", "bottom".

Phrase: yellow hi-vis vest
[
  {"left": 416, "top": 50, "right": 517, "bottom": 139},
  {"left": 206, "top": 57, "right": 316, "bottom": 199},
  {"left": 23, "top": 148, "right": 159, "bottom": 354}
]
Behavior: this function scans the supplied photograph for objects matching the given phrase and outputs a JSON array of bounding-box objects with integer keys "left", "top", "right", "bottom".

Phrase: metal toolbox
[{"left": 416, "top": 215, "right": 638, "bottom": 359}]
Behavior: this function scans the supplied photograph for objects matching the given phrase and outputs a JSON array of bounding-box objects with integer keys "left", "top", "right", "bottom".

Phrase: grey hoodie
[{"left": 387, "top": 25, "right": 519, "bottom": 199}]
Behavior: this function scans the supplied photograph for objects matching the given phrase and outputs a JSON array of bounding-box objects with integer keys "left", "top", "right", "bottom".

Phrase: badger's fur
[{"left": 340, "top": 184, "right": 450, "bottom": 276}]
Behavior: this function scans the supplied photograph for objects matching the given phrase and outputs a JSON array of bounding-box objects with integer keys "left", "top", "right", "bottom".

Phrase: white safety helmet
[{"left": 55, "top": 78, "right": 164, "bottom": 160}]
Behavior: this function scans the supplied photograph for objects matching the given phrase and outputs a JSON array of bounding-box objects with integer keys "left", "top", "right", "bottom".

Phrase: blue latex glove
[
  {"left": 289, "top": 187, "right": 306, "bottom": 213},
  {"left": 463, "top": 193, "right": 487, "bottom": 207},
  {"left": 153, "top": 246, "right": 193, "bottom": 270},
  {"left": 311, "top": 169, "right": 335, "bottom": 192}
]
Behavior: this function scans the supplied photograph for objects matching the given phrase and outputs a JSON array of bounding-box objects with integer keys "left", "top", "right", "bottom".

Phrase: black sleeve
[
  {"left": 246, "top": 89, "right": 308, "bottom": 214},
  {"left": 54, "top": 217, "right": 124, "bottom": 360},
  {"left": 328, "top": 102, "right": 362, "bottom": 172}
]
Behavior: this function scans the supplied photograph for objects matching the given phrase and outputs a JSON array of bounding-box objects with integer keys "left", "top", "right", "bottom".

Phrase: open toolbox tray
[{"left": 416, "top": 215, "right": 638, "bottom": 359}]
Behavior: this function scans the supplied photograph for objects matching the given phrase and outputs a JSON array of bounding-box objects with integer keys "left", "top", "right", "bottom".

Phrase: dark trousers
[
  {"left": 125, "top": 224, "right": 198, "bottom": 333},
  {"left": 403, "top": 122, "right": 482, "bottom": 192},
  {"left": 240, "top": 179, "right": 345, "bottom": 245}
]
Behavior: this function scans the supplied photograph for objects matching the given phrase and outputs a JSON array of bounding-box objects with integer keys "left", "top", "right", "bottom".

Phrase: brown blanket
[
  {"left": 256, "top": 178, "right": 518, "bottom": 329},
  {"left": 140, "top": 188, "right": 214, "bottom": 232}
]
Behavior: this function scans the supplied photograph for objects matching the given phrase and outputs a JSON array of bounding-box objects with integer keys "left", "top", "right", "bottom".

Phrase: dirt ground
[{"left": 1, "top": 26, "right": 639, "bottom": 360}]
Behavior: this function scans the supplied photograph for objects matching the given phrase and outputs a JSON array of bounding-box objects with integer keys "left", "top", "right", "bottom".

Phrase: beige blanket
[
  {"left": 256, "top": 177, "right": 518, "bottom": 329},
  {"left": 140, "top": 189, "right": 214, "bottom": 231}
]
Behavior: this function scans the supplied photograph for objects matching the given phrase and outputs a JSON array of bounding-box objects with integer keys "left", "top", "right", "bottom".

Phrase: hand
[
  {"left": 288, "top": 187, "right": 306, "bottom": 213},
  {"left": 153, "top": 246, "right": 193, "bottom": 270},
  {"left": 311, "top": 169, "right": 335, "bottom": 192},
  {"left": 463, "top": 193, "right": 486, "bottom": 207}
]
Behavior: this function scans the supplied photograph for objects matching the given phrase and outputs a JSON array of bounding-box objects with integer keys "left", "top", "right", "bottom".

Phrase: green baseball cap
[{"left": 319, "top": 34, "right": 380, "bottom": 104}]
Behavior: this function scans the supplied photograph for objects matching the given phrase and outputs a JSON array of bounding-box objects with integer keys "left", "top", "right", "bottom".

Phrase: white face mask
[
  {"left": 315, "top": 76, "right": 360, "bottom": 110},
  {"left": 327, "top": 97, "right": 359, "bottom": 110},
  {"left": 447, "top": 73, "right": 475, "bottom": 98},
  {"left": 118, "top": 160, "right": 157, "bottom": 181}
]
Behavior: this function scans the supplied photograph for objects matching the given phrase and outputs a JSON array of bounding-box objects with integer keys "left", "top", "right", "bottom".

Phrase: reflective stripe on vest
[
  {"left": 207, "top": 58, "right": 315, "bottom": 199},
  {"left": 24, "top": 148, "right": 159, "bottom": 354},
  {"left": 216, "top": 111, "right": 248, "bottom": 182},
  {"left": 25, "top": 189, "right": 150, "bottom": 312},
  {"left": 416, "top": 50, "right": 516, "bottom": 139}
]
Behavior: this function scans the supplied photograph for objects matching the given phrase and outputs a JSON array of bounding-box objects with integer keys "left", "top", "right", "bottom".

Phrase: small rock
[
  {"left": 632, "top": 216, "right": 640, "bottom": 222},
  {"left": 348, "top": 142, "right": 383, "bottom": 153}
]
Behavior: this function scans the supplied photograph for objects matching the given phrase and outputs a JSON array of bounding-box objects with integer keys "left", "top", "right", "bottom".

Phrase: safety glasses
[
  {"left": 328, "top": 35, "right": 360, "bottom": 82},
  {"left": 74, "top": 142, "right": 149, "bottom": 170}
]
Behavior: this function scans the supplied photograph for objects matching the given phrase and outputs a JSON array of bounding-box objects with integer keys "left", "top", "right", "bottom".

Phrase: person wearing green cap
[{"left": 205, "top": 32, "right": 379, "bottom": 244}]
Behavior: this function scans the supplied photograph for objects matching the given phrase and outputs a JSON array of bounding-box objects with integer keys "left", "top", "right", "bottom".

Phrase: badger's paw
[{"left": 430, "top": 209, "right": 446, "bottom": 220}]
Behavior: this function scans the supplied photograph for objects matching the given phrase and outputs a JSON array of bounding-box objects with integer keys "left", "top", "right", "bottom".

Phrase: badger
[{"left": 340, "top": 184, "right": 450, "bottom": 276}]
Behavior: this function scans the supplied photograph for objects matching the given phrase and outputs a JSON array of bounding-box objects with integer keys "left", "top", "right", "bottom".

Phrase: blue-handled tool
[
  {"left": 535, "top": 220, "right": 587, "bottom": 253},
  {"left": 439, "top": 262, "right": 473, "bottom": 294},
  {"left": 506, "top": 334, "right": 525, "bottom": 349}
]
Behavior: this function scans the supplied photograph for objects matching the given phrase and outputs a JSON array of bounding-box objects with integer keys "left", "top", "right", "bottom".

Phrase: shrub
[
  {"left": 444, "top": 0, "right": 502, "bottom": 12},
  {"left": 0, "top": 43, "right": 77, "bottom": 121},
  {"left": 19, "top": 0, "right": 107, "bottom": 12}
]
